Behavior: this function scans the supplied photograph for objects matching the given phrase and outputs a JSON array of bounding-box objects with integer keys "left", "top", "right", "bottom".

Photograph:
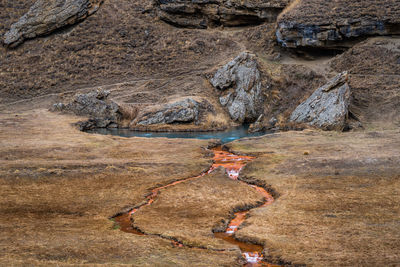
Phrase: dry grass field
[
  {"left": 1, "top": 0, "right": 400, "bottom": 265},
  {"left": 0, "top": 109, "right": 247, "bottom": 266},
  {"left": 133, "top": 169, "right": 264, "bottom": 250},
  {"left": 228, "top": 130, "right": 400, "bottom": 266},
  {"left": 2, "top": 108, "right": 399, "bottom": 266}
]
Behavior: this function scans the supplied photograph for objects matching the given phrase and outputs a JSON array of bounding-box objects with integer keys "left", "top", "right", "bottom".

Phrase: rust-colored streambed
[{"left": 114, "top": 147, "right": 278, "bottom": 266}]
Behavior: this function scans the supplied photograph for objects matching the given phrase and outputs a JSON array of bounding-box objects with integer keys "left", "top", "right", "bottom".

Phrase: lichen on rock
[
  {"left": 210, "top": 52, "right": 266, "bottom": 123},
  {"left": 3, "top": 0, "right": 103, "bottom": 48},
  {"left": 290, "top": 71, "right": 351, "bottom": 131},
  {"left": 51, "top": 89, "right": 121, "bottom": 130},
  {"left": 130, "top": 97, "right": 214, "bottom": 128}
]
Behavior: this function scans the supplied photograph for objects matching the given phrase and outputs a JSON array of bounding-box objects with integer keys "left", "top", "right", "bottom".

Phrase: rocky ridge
[
  {"left": 276, "top": 0, "right": 400, "bottom": 48},
  {"left": 155, "top": 0, "right": 290, "bottom": 28}
]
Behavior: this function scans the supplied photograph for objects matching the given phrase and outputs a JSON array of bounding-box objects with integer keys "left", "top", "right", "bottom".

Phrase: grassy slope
[{"left": 278, "top": 0, "right": 400, "bottom": 25}]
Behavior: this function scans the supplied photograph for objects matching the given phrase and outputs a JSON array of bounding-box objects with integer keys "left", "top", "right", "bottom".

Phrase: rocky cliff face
[
  {"left": 155, "top": 0, "right": 290, "bottom": 28},
  {"left": 3, "top": 0, "right": 103, "bottom": 47},
  {"left": 276, "top": 0, "right": 400, "bottom": 48}
]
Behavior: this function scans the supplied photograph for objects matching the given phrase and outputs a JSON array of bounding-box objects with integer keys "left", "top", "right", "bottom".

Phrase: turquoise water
[{"left": 87, "top": 125, "right": 268, "bottom": 143}]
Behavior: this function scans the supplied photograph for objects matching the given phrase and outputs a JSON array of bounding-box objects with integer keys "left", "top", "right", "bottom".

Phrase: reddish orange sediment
[
  {"left": 212, "top": 148, "right": 276, "bottom": 266},
  {"left": 114, "top": 146, "right": 278, "bottom": 266},
  {"left": 113, "top": 213, "right": 145, "bottom": 235},
  {"left": 212, "top": 148, "right": 255, "bottom": 180}
]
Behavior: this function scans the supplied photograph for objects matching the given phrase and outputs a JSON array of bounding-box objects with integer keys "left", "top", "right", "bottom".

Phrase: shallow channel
[
  {"left": 99, "top": 127, "right": 278, "bottom": 266},
  {"left": 86, "top": 125, "right": 268, "bottom": 143}
]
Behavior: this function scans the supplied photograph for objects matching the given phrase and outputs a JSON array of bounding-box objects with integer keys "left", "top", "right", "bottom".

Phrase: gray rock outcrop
[
  {"left": 52, "top": 89, "right": 121, "bottom": 129},
  {"left": 3, "top": 0, "right": 103, "bottom": 48},
  {"left": 155, "top": 0, "right": 290, "bottom": 28},
  {"left": 290, "top": 71, "right": 351, "bottom": 131},
  {"left": 276, "top": 0, "right": 400, "bottom": 48},
  {"left": 134, "top": 98, "right": 205, "bottom": 126},
  {"left": 210, "top": 52, "right": 265, "bottom": 123}
]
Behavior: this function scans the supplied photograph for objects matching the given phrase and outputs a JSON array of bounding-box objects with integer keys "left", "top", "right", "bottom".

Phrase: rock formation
[
  {"left": 52, "top": 89, "right": 120, "bottom": 129},
  {"left": 3, "top": 0, "right": 103, "bottom": 48},
  {"left": 290, "top": 71, "right": 351, "bottom": 131},
  {"left": 276, "top": 0, "right": 400, "bottom": 48},
  {"left": 210, "top": 52, "right": 265, "bottom": 123},
  {"left": 155, "top": 0, "right": 290, "bottom": 28},
  {"left": 132, "top": 98, "right": 210, "bottom": 126}
]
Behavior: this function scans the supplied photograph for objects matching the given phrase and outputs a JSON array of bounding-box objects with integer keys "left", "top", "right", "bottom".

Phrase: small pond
[{"left": 87, "top": 125, "right": 269, "bottom": 143}]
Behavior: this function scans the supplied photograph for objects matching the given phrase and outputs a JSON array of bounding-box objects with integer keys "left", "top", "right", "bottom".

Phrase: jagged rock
[
  {"left": 276, "top": 0, "right": 400, "bottom": 48},
  {"left": 133, "top": 98, "right": 206, "bottom": 126},
  {"left": 51, "top": 89, "right": 121, "bottom": 129},
  {"left": 3, "top": 0, "right": 103, "bottom": 48},
  {"left": 290, "top": 72, "right": 351, "bottom": 131},
  {"left": 155, "top": 0, "right": 290, "bottom": 28},
  {"left": 210, "top": 52, "right": 265, "bottom": 123}
]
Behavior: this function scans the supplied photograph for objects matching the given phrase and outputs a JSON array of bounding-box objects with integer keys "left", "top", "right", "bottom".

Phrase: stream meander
[
  {"left": 101, "top": 127, "right": 278, "bottom": 266},
  {"left": 112, "top": 145, "right": 278, "bottom": 266}
]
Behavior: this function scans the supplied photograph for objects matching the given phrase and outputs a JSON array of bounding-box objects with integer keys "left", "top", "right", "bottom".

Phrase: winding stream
[{"left": 114, "top": 145, "right": 278, "bottom": 266}]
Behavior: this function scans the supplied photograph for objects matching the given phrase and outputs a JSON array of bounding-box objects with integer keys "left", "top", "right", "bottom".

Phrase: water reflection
[{"left": 86, "top": 125, "right": 268, "bottom": 143}]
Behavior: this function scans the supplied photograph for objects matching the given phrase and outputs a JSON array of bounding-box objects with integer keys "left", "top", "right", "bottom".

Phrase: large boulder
[
  {"left": 3, "top": 0, "right": 103, "bottom": 48},
  {"left": 276, "top": 0, "right": 400, "bottom": 48},
  {"left": 290, "top": 72, "right": 351, "bottom": 131},
  {"left": 155, "top": 0, "right": 290, "bottom": 28},
  {"left": 210, "top": 52, "right": 265, "bottom": 123},
  {"left": 52, "top": 89, "right": 121, "bottom": 129},
  {"left": 133, "top": 98, "right": 206, "bottom": 126}
]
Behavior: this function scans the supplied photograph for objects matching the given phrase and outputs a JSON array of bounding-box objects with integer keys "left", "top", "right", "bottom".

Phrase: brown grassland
[
  {"left": 1, "top": 108, "right": 399, "bottom": 266},
  {"left": 0, "top": 109, "right": 246, "bottom": 266},
  {"left": 1, "top": 0, "right": 400, "bottom": 265},
  {"left": 228, "top": 129, "right": 400, "bottom": 266}
]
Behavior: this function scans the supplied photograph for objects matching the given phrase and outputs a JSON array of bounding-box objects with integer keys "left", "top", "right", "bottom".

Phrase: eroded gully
[{"left": 114, "top": 146, "right": 279, "bottom": 267}]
